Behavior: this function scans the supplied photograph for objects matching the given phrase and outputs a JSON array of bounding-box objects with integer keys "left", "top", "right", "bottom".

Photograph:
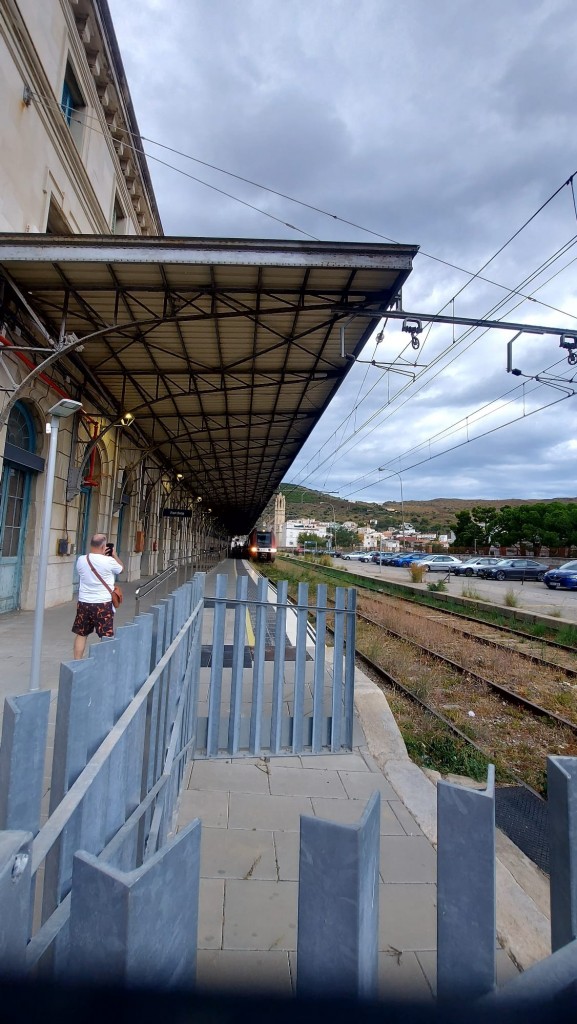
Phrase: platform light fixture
[{"left": 30, "top": 399, "right": 83, "bottom": 692}]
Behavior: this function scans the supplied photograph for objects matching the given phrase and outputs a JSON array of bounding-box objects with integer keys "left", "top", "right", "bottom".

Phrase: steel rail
[
  {"left": 414, "top": 601, "right": 577, "bottom": 657},
  {"left": 278, "top": 556, "right": 577, "bottom": 656},
  {"left": 354, "top": 609, "right": 577, "bottom": 735},
  {"left": 351, "top": 642, "right": 544, "bottom": 802},
  {"left": 262, "top": 566, "right": 550, "bottom": 799},
  {"left": 416, "top": 615, "right": 577, "bottom": 678}
]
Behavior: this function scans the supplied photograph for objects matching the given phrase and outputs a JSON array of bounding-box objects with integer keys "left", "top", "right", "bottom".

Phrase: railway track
[
  {"left": 355, "top": 607, "right": 577, "bottom": 735},
  {"left": 279, "top": 554, "right": 577, "bottom": 650},
  {"left": 266, "top": 564, "right": 556, "bottom": 868},
  {"left": 350, "top": 637, "right": 552, "bottom": 873},
  {"left": 269, "top": 560, "right": 577, "bottom": 787}
]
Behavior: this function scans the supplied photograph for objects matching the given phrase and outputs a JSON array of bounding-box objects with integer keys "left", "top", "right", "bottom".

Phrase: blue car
[
  {"left": 543, "top": 560, "right": 577, "bottom": 590},
  {"left": 392, "top": 552, "right": 424, "bottom": 567}
]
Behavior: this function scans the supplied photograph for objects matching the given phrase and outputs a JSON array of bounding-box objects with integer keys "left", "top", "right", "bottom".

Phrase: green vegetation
[
  {"left": 272, "top": 484, "right": 577, "bottom": 544},
  {"left": 404, "top": 732, "right": 490, "bottom": 781},
  {"left": 335, "top": 526, "right": 361, "bottom": 548},
  {"left": 525, "top": 622, "right": 548, "bottom": 637},
  {"left": 304, "top": 553, "right": 333, "bottom": 566},
  {"left": 270, "top": 555, "right": 576, "bottom": 645},
  {"left": 453, "top": 501, "right": 577, "bottom": 552},
  {"left": 556, "top": 625, "right": 577, "bottom": 648},
  {"left": 427, "top": 580, "right": 448, "bottom": 592},
  {"left": 504, "top": 588, "right": 520, "bottom": 608}
]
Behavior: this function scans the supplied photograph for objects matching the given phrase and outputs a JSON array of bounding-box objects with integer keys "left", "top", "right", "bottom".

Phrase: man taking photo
[{"left": 71, "top": 533, "right": 124, "bottom": 659}]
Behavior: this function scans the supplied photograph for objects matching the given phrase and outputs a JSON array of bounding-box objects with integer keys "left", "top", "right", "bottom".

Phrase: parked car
[
  {"left": 543, "top": 560, "right": 577, "bottom": 590},
  {"left": 359, "top": 551, "right": 378, "bottom": 562},
  {"left": 478, "top": 558, "right": 550, "bottom": 581},
  {"left": 372, "top": 552, "right": 398, "bottom": 564},
  {"left": 451, "top": 557, "right": 501, "bottom": 577},
  {"left": 391, "top": 552, "right": 423, "bottom": 566},
  {"left": 342, "top": 551, "right": 367, "bottom": 561},
  {"left": 418, "top": 554, "right": 463, "bottom": 572}
]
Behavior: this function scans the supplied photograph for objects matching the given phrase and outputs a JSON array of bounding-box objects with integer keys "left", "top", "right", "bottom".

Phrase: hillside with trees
[{"left": 271, "top": 485, "right": 577, "bottom": 540}]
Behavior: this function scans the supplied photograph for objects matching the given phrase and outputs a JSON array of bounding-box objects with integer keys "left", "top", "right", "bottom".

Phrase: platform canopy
[{"left": 0, "top": 235, "right": 418, "bottom": 531}]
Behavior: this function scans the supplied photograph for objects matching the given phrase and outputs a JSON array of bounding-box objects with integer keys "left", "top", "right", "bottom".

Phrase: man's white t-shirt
[{"left": 76, "top": 554, "right": 122, "bottom": 603}]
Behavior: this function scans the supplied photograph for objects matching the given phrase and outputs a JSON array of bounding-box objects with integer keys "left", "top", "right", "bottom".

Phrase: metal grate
[
  {"left": 495, "top": 785, "right": 549, "bottom": 873},
  {"left": 200, "top": 644, "right": 252, "bottom": 668}
]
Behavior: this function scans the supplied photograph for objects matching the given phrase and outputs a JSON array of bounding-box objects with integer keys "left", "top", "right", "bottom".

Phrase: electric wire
[
  {"left": 339, "top": 346, "right": 576, "bottom": 500},
  {"left": 291, "top": 237, "right": 577, "bottom": 493},
  {"left": 31, "top": 84, "right": 577, "bottom": 423},
  {"left": 359, "top": 354, "right": 574, "bottom": 489},
  {"left": 27, "top": 87, "right": 577, "bottom": 503},
  {"left": 30, "top": 89, "right": 320, "bottom": 241},
  {"left": 290, "top": 238, "right": 577, "bottom": 496},
  {"left": 345, "top": 388, "right": 574, "bottom": 500},
  {"left": 285, "top": 204, "right": 577, "bottom": 492},
  {"left": 101, "top": 120, "right": 577, "bottom": 318},
  {"left": 29, "top": 86, "right": 577, "bottom": 319}
]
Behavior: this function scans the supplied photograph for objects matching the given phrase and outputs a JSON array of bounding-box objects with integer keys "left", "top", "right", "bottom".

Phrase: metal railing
[
  {"left": 3, "top": 556, "right": 577, "bottom": 997},
  {"left": 134, "top": 562, "right": 178, "bottom": 614},
  {"left": 197, "top": 574, "right": 357, "bottom": 757},
  {"left": 0, "top": 573, "right": 205, "bottom": 976},
  {"left": 134, "top": 548, "right": 228, "bottom": 614}
]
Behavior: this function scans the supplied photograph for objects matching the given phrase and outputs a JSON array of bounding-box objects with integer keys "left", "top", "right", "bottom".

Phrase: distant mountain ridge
[{"left": 274, "top": 485, "right": 577, "bottom": 533}]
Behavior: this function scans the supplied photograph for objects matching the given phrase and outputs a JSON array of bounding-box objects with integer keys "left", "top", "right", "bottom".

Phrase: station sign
[{"left": 162, "top": 508, "right": 193, "bottom": 519}]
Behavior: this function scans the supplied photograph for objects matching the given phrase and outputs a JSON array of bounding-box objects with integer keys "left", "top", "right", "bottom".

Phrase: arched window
[
  {"left": 3, "top": 402, "right": 43, "bottom": 474},
  {"left": 6, "top": 402, "right": 36, "bottom": 453}
]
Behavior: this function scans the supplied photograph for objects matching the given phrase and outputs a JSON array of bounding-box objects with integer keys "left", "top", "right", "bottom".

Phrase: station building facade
[{"left": 0, "top": 0, "right": 208, "bottom": 613}]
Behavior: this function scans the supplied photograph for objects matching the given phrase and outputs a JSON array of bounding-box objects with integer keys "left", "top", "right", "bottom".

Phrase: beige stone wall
[
  {"left": 0, "top": 346, "right": 164, "bottom": 608},
  {"left": 0, "top": 0, "right": 166, "bottom": 612},
  {"left": 0, "top": 0, "right": 159, "bottom": 234}
]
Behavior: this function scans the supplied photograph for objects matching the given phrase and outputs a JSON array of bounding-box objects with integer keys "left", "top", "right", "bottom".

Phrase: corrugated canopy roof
[{"left": 0, "top": 235, "right": 418, "bottom": 531}]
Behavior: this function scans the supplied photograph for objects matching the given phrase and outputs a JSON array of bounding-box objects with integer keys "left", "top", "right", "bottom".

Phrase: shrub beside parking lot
[{"left": 408, "top": 563, "right": 427, "bottom": 583}]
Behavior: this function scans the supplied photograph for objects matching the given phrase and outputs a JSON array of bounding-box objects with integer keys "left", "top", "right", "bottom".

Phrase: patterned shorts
[{"left": 71, "top": 601, "right": 114, "bottom": 638}]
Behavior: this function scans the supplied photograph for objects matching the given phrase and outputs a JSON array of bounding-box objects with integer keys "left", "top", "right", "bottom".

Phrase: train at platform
[{"left": 246, "top": 528, "right": 277, "bottom": 563}]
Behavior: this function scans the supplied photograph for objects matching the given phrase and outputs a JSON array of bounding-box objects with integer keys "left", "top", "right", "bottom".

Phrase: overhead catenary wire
[
  {"left": 25, "top": 87, "right": 577, "bottom": 505},
  {"left": 289, "top": 233, "right": 577, "bottom": 496},
  {"left": 29, "top": 86, "right": 577, "bottom": 320},
  {"left": 340, "top": 352, "right": 576, "bottom": 500},
  {"left": 284, "top": 205, "right": 577, "bottom": 493},
  {"left": 344, "top": 387, "right": 574, "bottom": 502}
]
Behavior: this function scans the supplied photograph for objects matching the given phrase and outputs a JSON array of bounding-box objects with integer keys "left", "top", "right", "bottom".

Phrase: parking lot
[{"left": 335, "top": 557, "right": 577, "bottom": 625}]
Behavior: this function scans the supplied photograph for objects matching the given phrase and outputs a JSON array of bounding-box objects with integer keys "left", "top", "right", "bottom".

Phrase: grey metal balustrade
[
  {"left": 0, "top": 572, "right": 205, "bottom": 976},
  {"left": 3, "top": 561, "right": 577, "bottom": 1001},
  {"left": 197, "top": 574, "right": 357, "bottom": 758}
]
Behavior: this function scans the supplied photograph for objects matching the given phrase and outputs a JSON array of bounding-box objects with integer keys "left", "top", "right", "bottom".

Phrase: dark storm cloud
[{"left": 108, "top": 0, "right": 577, "bottom": 500}]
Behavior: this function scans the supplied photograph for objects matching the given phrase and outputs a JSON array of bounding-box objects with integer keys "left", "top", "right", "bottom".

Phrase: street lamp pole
[
  {"left": 30, "top": 399, "right": 82, "bottom": 692},
  {"left": 321, "top": 502, "right": 336, "bottom": 551},
  {"left": 379, "top": 468, "right": 405, "bottom": 552}
]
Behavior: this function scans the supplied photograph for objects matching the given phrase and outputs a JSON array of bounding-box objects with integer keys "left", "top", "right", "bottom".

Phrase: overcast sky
[{"left": 107, "top": 0, "right": 577, "bottom": 503}]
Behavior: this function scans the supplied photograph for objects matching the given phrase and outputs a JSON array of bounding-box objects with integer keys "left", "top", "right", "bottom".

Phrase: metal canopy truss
[{"left": 0, "top": 235, "right": 417, "bottom": 531}]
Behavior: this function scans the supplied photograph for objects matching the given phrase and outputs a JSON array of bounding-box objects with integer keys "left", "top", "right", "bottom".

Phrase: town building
[{"left": 281, "top": 519, "right": 330, "bottom": 549}]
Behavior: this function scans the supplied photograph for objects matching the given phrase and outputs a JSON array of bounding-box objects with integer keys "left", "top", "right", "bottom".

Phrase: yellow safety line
[{"left": 245, "top": 605, "right": 255, "bottom": 647}]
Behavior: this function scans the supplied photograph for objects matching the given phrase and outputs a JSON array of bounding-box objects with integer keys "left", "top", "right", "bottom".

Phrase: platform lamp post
[
  {"left": 30, "top": 399, "right": 83, "bottom": 692},
  {"left": 321, "top": 502, "right": 336, "bottom": 551},
  {"left": 379, "top": 468, "right": 405, "bottom": 553}
]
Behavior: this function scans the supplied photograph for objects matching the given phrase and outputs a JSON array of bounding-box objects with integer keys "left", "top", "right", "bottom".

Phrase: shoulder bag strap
[{"left": 86, "top": 554, "right": 114, "bottom": 598}]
